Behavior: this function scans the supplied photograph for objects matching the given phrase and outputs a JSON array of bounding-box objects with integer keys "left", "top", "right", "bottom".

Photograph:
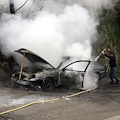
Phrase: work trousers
[{"left": 110, "top": 67, "right": 119, "bottom": 82}]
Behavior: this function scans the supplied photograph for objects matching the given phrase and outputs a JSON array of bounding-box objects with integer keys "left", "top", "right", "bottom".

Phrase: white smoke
[
  {"left": 0, "top": 2, "right": 98, "bottom": 67},
  {"left": 0, "top": 0, "right": 117, "bottom": 89}
]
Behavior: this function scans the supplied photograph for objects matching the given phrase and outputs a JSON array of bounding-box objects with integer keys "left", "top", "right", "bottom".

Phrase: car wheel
[{"left": 41, "top": 77, "right": 54, "bottom": 91}]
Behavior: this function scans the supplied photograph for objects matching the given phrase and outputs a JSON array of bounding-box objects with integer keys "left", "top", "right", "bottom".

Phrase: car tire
[{"left": 41, "top": 77, "right": 55, "bottom": 91}]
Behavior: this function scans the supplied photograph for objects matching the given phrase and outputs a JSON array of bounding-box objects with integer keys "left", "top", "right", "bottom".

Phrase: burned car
[{"left": 11, "top": 48, "right": 106, "bottom": 91}]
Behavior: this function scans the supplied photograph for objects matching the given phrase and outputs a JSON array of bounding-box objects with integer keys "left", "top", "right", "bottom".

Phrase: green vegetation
[{"left": 93, "top": 1, "right": 120, "bottom": 74}]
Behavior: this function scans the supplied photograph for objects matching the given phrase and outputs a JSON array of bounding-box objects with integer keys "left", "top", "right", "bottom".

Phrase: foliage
[{"left": 93, "top": 1, "right": 120, "bottom": 74}]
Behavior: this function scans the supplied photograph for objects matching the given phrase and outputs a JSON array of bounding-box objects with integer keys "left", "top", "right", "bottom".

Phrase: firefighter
[{"left": 102, "top": 48, "right": 119, "bottom": 84}]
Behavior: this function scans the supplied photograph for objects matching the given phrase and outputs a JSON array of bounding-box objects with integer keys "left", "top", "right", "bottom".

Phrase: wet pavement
[{"left": 0, "top": 77, "right": 120, "bottom": 120}]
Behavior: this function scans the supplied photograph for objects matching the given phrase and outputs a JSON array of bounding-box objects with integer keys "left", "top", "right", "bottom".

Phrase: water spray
[{"left": 94, "top": 48, "right": 106, "bottom": 61}]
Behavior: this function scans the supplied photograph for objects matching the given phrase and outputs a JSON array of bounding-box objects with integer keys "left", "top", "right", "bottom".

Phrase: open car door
[
  {"left": 60, "top": 60, "right": 91, "bottom": 87},
  {"left": 62, "top": 60, "right": 91, "bottom": 73}
]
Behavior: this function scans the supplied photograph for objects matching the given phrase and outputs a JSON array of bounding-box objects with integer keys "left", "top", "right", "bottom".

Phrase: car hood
[{"left": 15, "top": 48, "right": 54, "bottom": 68}]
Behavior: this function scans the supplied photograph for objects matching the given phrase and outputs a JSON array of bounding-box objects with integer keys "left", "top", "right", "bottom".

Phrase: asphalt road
[{"left": 0, "top": 77, "right": 120, "bottom": 120}]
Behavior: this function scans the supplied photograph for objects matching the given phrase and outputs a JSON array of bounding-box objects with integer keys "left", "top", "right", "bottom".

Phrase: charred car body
[{"left": 11, "top": 48, "right": 106, "bottom": 91}]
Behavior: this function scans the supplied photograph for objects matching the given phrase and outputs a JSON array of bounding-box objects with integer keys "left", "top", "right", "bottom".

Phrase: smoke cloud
[
  {"left": 0, "top": 0, "right": 117, "bottom": 89},
  {"left": 0, "top": 1, "right": 98, "bottom": 66}
]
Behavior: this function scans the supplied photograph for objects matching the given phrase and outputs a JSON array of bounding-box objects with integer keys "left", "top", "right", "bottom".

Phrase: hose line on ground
[{"left": 0, "top": 85, "right": 98, "bottom": 116}]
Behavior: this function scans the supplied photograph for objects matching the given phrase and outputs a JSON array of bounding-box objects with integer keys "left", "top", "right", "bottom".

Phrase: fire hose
[{"left": 0, "top": 85, "right": 98, "bottom": 116}]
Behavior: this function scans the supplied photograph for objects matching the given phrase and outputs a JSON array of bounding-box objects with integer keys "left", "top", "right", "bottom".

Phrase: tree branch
[{"left": 25, "top": 6, "right": 44, "bottom": 17}]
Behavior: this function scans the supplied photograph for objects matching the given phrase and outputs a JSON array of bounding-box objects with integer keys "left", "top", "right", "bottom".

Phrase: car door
[{"left": 60, "top": 60, "right": 91, "bottom": 86}]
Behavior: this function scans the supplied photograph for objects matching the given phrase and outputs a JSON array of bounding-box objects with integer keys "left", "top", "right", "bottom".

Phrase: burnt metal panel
[{"left": 15, "top": 48, "right": 54, "bottom": 68}]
